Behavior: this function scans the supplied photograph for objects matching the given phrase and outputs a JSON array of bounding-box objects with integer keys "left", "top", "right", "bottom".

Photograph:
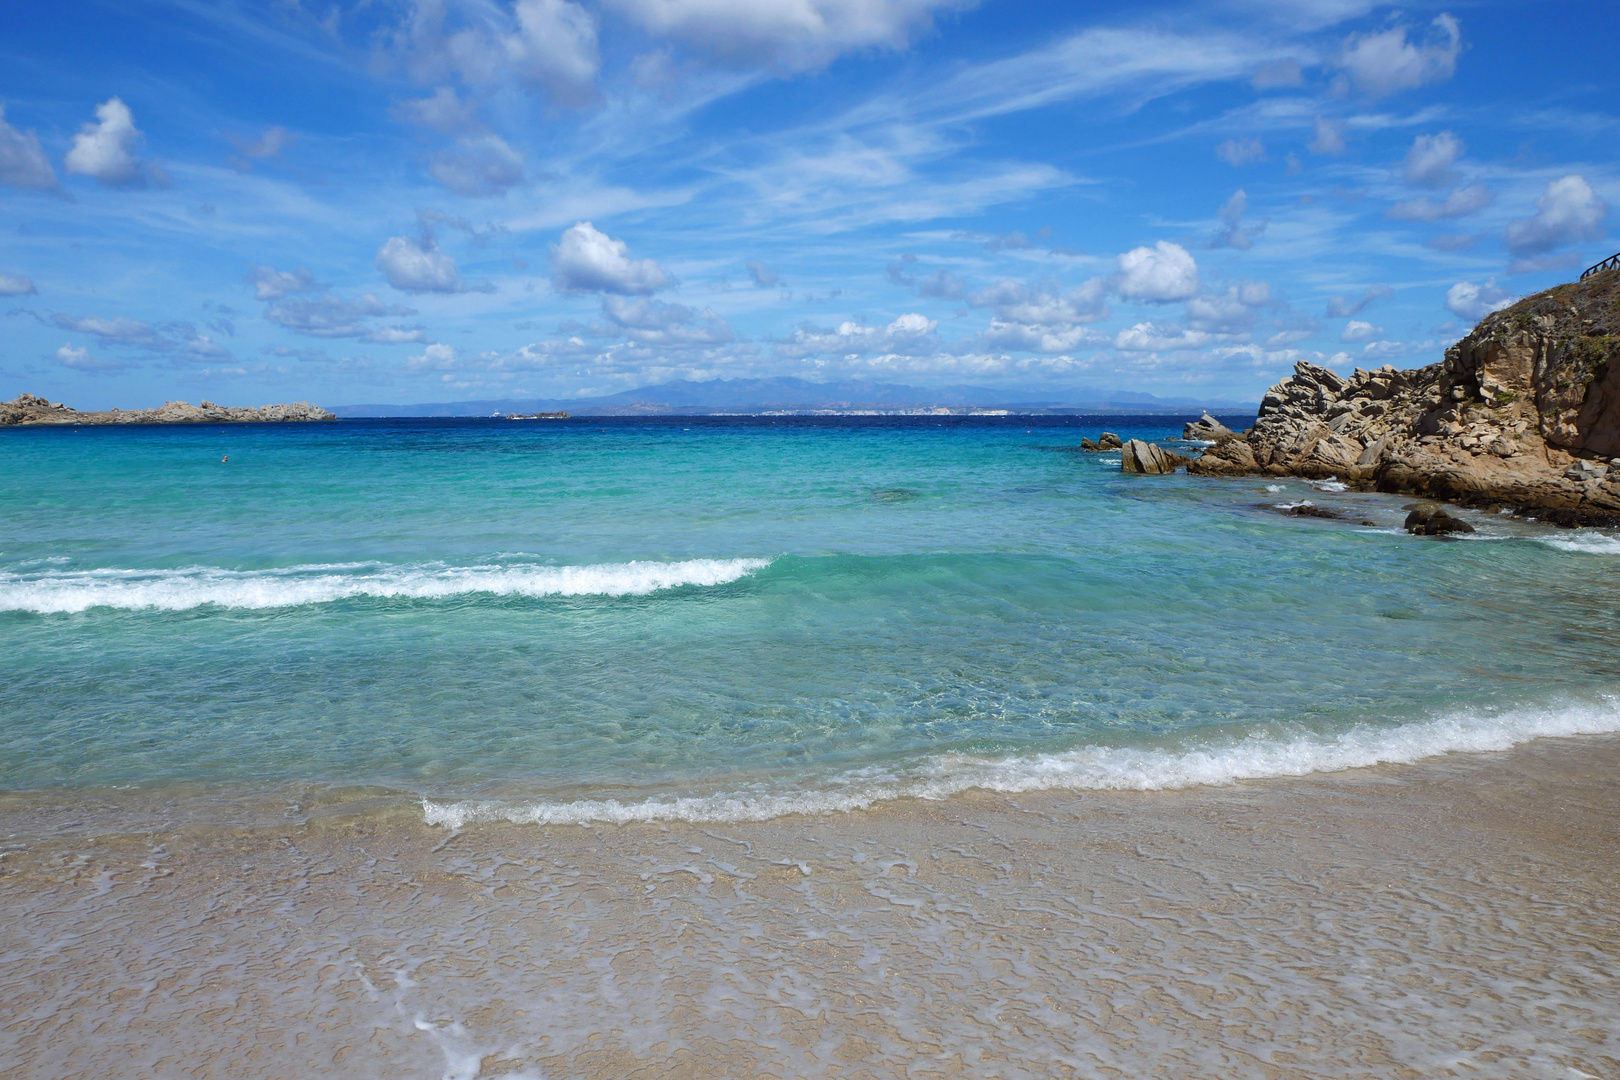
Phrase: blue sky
[{"left": 0, "top": 0, "right": 1615, "bottom": 408}]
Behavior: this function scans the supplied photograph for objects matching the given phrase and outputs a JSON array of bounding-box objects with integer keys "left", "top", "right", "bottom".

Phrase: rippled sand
[{"left": 3, "top": 737, "right": 1618, "bottom": 1079}]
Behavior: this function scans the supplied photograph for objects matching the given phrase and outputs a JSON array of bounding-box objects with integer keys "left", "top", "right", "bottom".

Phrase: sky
[{"left": 0, "top": 0, "right": 1616, "bottom": 409}]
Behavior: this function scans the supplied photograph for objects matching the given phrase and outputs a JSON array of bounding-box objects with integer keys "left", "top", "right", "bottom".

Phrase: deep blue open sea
[{"left": 4, "top": 414, "right": 1620, "bottom": 826}]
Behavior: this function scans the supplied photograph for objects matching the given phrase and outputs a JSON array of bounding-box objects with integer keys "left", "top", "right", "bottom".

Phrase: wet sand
[{"left": 3, "top": 736, "right": 1619, "bottom": 1079}]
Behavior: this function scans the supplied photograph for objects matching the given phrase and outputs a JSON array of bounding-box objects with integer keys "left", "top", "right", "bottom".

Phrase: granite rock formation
[
  {"left": 1, "top": 393, "right": 336, "bottom": 426},
  {"left": 1121, "top": 439, "right": 1189, "bottom": 475},
  {"left": 1192, "top": 268, "right": 1620, "bottom": 523},
  {"left": 1080, "top": 432, "right": 1123, "bottom": 452},
  {"left": 1182, "top": 412, "right": 1232, "bottom": 440}
]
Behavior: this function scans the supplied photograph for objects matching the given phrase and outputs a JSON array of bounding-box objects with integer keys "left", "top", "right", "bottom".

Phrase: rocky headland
[
  {"left": 1190, "top": 267, "right": 1620, "bottom": 525},
  {"left": 1, "top": 393, "right": 336, "bottom": 426}
]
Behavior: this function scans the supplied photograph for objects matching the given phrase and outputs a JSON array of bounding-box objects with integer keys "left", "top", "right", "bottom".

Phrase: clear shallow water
[{"left": 4, "top": 416, "right": 1620, "bottom": 823}]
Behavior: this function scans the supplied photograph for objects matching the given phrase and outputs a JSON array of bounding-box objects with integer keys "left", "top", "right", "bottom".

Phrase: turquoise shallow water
[{"left": 4, "top": 416, "right": 1620, "bottom": 822}]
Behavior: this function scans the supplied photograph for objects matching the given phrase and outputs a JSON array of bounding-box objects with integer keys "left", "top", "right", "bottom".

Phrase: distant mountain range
[{"left": 333, "top": 377, "right": 1256, "bottom": 417}]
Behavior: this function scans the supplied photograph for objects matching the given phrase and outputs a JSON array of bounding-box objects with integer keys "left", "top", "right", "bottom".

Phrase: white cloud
[
  {"left": 54, "top": 343, "right": 126, "bottom": 372},
  {"left": 1387, "top": 184, "right": 1492, "bottom": 222},
  {"left": 1445, "top": 279, "right": 1514, "bottom": 322},
  {"left": 394, "top": 0, "right": 600, "bottom": 104},
  {"left": 429, "top": 134, "right": 524, "bottom": 197},
  {"left": 0, "top": 105, "right": 57, "bottom": 190},
  {"left": 1116, "top": 241, "right": 1199, "bottom": 302},
  {"left": 1184, "top": 281, "right": 1270, "bottom": 333},
  {"left": 776, "top": 312, "right": 940, "bottom": 359},
  {"left": 919, "top": 269, "right": 964, "bottom": 299},
  {"left": 396, "top": 86, "right": 480, "bottom": 133},
  {"left": 367, "top": 326, "right": 433, "bottom": 344},
  {"left": 1308, "top": 116, "right": 1346, "bottom": 155},
  {"left": 247, "top": 265, "right": 319, "bottom": 300},
  {"left": 265, "top": 293, "right": 414, "bottom": 338},
  {"left": 0, "top": 271, "right": 37, "bottom": 296},
  {"left": 375, "top": 236, "right": 464, "bottom": 293},
  {"left": 977, "top": 321, "right": 1105, "bottom": 353},
  {"left": 1211, "top": 188, "right": 1264, "bottom": 250},
  {"left": 1401, "top": 131, "right": 1462, "bottom": 187},
  {"left": 1215, "top": 137, "right": 1265, "bottom": 166},
  {"left": 887, "top": 311, "right": 935, "bottom": 336},
  {"left": 747, "top": 260, "right": 779, "bottom": 287},
  {"left": 407, "top": 342, "right": 459, "bottom": 371},
  {"left": 64, "top": 97, "right": 152, "bottom": 186},
  {"left": 608, "top": 0, "right": 973, "bottom": 70},
  {"left": 1503, "top": 175, "right": 1609, "bottom": 257},
  {"left": 49, "top": 312, "right": 231, "bottom": 362},
  {"left": 1340, "top": 319, "right": 1382, "bottom": 342},
  {"left": 551, "top": 222, "right": 670, "bottom": 294},
  {"left": 1338, "top": 14, "right": 1462, "bottom": 98},
  {"left": 601, "top": 295, "right": 734, "bottom": 344},
  {"left": 969, "top": 277, "right": 1109, "bottom": 325},
  {"left": 1114, "top": 322, "right": 1211, "bottom": 352}
]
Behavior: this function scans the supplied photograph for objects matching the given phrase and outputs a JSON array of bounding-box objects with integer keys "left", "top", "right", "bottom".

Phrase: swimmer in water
[{"left": 222, "top": 455, "right": 228, "bottom": 463}]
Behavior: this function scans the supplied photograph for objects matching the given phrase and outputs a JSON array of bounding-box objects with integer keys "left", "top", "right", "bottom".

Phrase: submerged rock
[
  {"left": 1186, "top": 268, "right": 1620, "bottom": 524},
  {"left": 1121, "top": 439, "right": 1190, "bottom": 475},
  {"left": 1, "top": 393, "right": 336, "bottom": 426},
  {"left": 1403, "top": 506, "right": 1475, "bottom": 536}
]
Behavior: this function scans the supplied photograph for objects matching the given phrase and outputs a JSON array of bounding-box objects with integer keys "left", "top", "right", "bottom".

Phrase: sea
[{"left": 5, "top": 413, "right": 1620, "bottom": 829}]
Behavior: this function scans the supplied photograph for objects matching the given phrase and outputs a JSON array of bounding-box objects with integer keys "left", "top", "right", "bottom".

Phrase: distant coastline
[{"left": 2, "top": 394, "right": 336, "bottom": 426}]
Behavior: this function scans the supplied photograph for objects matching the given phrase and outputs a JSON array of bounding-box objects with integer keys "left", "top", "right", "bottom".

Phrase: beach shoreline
[{"left": 4, "top": 733, "right": 1618, "bottom": 1079}]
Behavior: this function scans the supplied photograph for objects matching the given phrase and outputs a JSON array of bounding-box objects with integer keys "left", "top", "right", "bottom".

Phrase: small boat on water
[{"left": 505, "top": 412, "right": 571, "bottom": 419}]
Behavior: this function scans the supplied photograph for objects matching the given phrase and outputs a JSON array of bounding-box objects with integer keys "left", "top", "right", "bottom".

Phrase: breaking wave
[
  {"left": 0, "top": 557, "right": 772, "bottom": 614},
  {"left": 423, "top": 697, "right": 1620, "bottom": 828}
]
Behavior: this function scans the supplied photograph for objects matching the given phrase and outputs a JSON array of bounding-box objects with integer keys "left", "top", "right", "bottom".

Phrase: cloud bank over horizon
[{"left": 0, "top": 0, "right": 1615, "bottom": 408}]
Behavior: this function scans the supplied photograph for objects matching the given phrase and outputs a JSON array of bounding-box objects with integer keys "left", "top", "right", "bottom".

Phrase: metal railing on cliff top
[{"left": 1582, "top": 252, "right": 1620, "bottom": 280}]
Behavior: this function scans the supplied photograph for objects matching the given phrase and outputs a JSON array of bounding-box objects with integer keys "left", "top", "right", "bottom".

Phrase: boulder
[
  {"left": 1121, "top": 439, "right": 1189, "bottom": 475},
  {"left": 1182, "top": 412, "right": 1232, "bottom": 440},
  {"left": 1403, "top": 506, "right": 1475, "bottom": 536},
  {"left": 1097, "top": 432, "right": 1123, "bottom": 450}
]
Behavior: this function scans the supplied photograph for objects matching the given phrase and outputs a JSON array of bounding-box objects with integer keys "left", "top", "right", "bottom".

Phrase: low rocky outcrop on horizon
[
  {"left": 1, "top": 393, "right": 336, "bottom": 426},
  {"left": 1192, "top": 268, "right": 1620, "bottom": 524}
]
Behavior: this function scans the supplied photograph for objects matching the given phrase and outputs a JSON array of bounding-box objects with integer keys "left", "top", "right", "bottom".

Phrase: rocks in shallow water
[
  {"left": 1182, "top": 412, "right": 1232, "bottom": 440},
  {"left": 1280, "top": 503, "right": 1341, "bottom": 519},
  {"left": 1121, "top": 439, "right": 1189, "bottom": 475},
  {"left": 1080, "top": 432, "right": 1124, "bottom": 452},
  {"left": 1403, "top": 506, "right": 1475, "bottom": 535}
]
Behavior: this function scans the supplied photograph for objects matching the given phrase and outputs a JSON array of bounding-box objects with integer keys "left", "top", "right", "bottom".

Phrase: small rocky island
[
  {"left": 1, "top": 393, "right": 336, "bottom": 426},
  {"left": 1169, "top": 267, "right": 1620, "bottom": 525}
]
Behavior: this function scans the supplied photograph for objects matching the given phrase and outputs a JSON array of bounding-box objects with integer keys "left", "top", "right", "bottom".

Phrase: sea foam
[
  {"left": 0, "top": 557, "right": 772, "bottom": 614},
  {"left": 423, "top": 697, "right": 1620, "bottom": 828}
]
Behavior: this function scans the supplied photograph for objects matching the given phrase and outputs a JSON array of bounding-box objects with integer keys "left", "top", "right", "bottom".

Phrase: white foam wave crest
[
  {"left": 0, "top": 557, "right": 772, "bottom": 613},
  {"left": 424, "top": 698, "right": 1620, "bottom": 828},
  {"left": 1534, "top": 532, "right": 1620, "bottom": 555}
]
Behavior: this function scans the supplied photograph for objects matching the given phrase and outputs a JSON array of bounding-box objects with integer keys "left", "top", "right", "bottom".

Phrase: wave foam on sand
[
  {"left": 424, "top": 697, "right": 1620, "bottom": 828},
  {"left": 0, "top": 557, "right": 772, "bottom": 614}
]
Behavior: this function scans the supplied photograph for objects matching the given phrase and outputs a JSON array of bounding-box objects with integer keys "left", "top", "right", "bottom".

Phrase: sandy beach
[{"left": 4, "top": 734, "right": 1617, "bottom": 1079}]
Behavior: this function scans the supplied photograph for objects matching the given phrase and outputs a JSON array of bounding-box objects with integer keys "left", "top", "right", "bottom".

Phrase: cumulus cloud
[
  {"left": 247, "top": 265, "right": 319, "bottom": 301},
  {"left": 1114, "top": 322, "right": 1211, "bottom": 352},
  {"left": 367, "top": 326, "right": 433, "bottom": 344},
  {"left": 776, "top": 312, "right": 940, "bottom": 359},
  {"left": 1215, "top": 138, "right": 1265, "bottom": 166},
  {"left": 1184, "top": 281, "right": 1271, "bottom": 334},
  {"left": 608, "top": 0, "right": 972, "bottom": 71},
  {"left": 1338, "top": 14, "right": 1462, "bottom": 98},
  {"left": 0, "top": 271, "right": 37, "bottom": 296},
  {"left": 1401, "top": 131, "right": 1462, "bottom": 188},
  {"left": 551, "top": 221, "right": 670, "bottom": 294},
  {"left": 1340, "top": 319, "right": 1383, "bottom": 342},
  {"left": 1308, "top": 117, "right": 1346, "bottom": 156},
  {"left": 1325, "top": 284, "right": 1392, "bottom": 318},
  {"left": 963, "top": 277, "right": 1109, "bottom": 354},
  {"left": 395, "top": 86, "right": 481, "bottom": 133},
  {"left": 747, "top": 260, "right": 779, "bottom": 287},
  {"left": 601, "top": 295, "right": 734, "bottom": 344},
  {"left": 429, "top": 134, "right": 524, "bottom": 197},
  {"left": 1445, "top": 279, "right": 1514, "bottom": 321},
  {"left": 393, "top": 0, "right": 600, "bottom": 104},
  {"left": 1387, "top": 184, "right": 1492, "bottom": 222},
  {"left": 0, "top": 105, "right": 58, "bottom": 190},
  {"left": 1116, "top": 241, "right": 1199, "bottom": 302},
  {"left": 375, "top": 229, "right": 488, "bottom": 294},
  {"left": 1503, "top": 175, "right": 1609, "bottom": 257},
  {"left": 1211, "top": 189, "right": 1264, "bottom": 250},
  {"left": 65, "top": 98, "right": 161, "bottom": 187},
  {"left": 407, "top": 342, "right": 459, "bottom": 371}
]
